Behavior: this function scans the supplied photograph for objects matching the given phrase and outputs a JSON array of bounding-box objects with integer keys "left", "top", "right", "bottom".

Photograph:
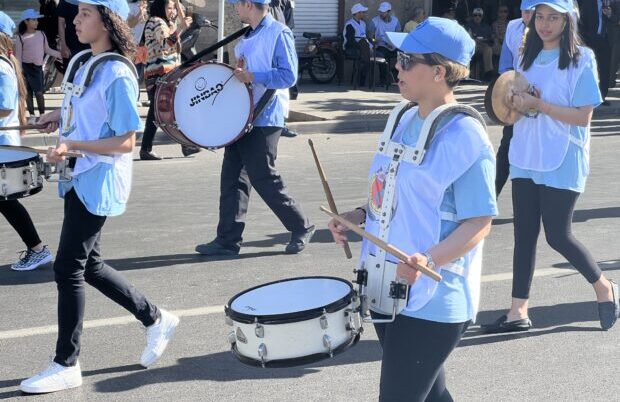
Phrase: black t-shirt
[{"left": 57, "top": 0, "right": 89, "bottom": 54}]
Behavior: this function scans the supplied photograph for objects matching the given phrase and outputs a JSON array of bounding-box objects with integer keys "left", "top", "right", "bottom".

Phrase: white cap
[
  {"left": 378, "top": 2, "right": 391, "bottom": 12},
  {"left": 351, "top": 3, "right": 368, "bottom": 15}
]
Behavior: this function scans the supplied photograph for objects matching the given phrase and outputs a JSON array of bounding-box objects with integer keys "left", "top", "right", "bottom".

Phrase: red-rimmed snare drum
[
  {"left": 225, "top": 276, "right": 362, "bottom": 368},
  {"left": 154, "top": 61, "right": 254, "bottom": 149}
]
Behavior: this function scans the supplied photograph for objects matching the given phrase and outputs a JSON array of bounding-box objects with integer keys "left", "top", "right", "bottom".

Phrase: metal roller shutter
[{"left": 292, "top": 0, "right": 339, "bottom": 52}]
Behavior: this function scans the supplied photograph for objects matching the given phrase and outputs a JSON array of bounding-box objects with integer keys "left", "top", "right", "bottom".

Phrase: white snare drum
[
  {"left": 155, "top": 61, "right": 254, "bottom": 149},
  {"left": 0, "top": 146, "right": 44, "bottom": 200},
  {"left": 225, "top": 276, "right": 362, "bottom": 367}
]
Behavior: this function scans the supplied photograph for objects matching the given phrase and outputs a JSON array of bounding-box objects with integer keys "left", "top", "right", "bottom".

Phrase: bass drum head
[
  {"left": 173, "top": 63, "right": 253, "bottom": 148},
  {"left": 228, "top": 276, "right": 354, "bottom": 324}
]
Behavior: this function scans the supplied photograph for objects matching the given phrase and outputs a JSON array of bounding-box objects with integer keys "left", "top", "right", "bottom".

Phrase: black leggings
[
  {"left": 372, "top": 312, "right": 468, "bottom": 402},
  {"left": 140, "top": 85, "right": 157, "bottom": 152},
  {"left": 495, "top": 125, "right": 513, "bottom": 196},
  {"left": 0, "top": 199, "right": 42, "bottom": 250},
  {"left": 54, "top": 189, "right": 159, "bottom": 366},
  {"left": 512, "top": 179, "right": 602, "bottom": 299}
]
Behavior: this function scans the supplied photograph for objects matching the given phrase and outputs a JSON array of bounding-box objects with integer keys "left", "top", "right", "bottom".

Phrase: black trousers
[
  {"left": 587, "top": 36, "right": 610, "bottom": 99},
  {"left": 372, "top": 312, "right": 469, "bottom": 402},
  {"left": 511, "top": 179, "right": 602, "bottom": 299},
  {"left": 54, "top": 189, "right": 159, "bottom": 366},
  {"left": 0, "top": 199, "right": 42, "bottom": 250},
  {"left": 216, "top": 126, "right": 310, "bottom": 249},
  {"left": 375, "top": 46, "right": 397, "bottom": 86},
  {"left": 495, "top": 125, "right": 513, "bottom": 196},
  {"left": 140, "top": 85, "right": 158, "bottom": 152}
]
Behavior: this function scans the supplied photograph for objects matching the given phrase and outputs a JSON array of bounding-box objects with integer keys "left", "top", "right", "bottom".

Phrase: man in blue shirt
[
  {"left": 467, "top": 7, "right": 495, "bottom": 81},
  {"left": 195, "top": 0, "right": 314, "bottom": 256}
]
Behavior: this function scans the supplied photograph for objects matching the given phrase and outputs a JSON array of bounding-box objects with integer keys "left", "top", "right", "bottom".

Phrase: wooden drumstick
[
  {"left": 320, "top": 206, "right": 442, "bottom": 282},
  {"left": 308, "top": 139, "right": 353, "bottom": 259},
  {"left": 31, "top": 148, "right": 84, "bottom": 159},
  {"left": 0, "top": 124, "right": 47, "bottom": 131}
]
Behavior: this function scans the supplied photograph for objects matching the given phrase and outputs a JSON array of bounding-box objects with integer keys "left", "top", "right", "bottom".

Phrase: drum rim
[
  {"left": 230, "top": 332, "right": 361, "bottom": 368},
  {"left": 225, "top": 276, "right": 354, "bottom": 325},
  {"left": 154, "top": 61, "right": 254, "bottom": 149},
  {"left": 0, "top": 147, "right": 41, "bottom": 168},
  {"left": 0, "top": 185, "right": 43, "bottom": 201},
  {"left": 484, "top": 77, "right": 507, "bottom": 126}
]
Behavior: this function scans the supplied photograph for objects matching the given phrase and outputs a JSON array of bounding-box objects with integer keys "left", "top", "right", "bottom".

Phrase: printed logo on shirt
[{"left": 368, "top": 165, "right": 398, "bottom": 221}]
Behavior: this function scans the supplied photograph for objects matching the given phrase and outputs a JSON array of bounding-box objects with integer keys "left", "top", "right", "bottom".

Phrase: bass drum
[{"left": 154, "top": 61, "right": 254, "bottom": 149}]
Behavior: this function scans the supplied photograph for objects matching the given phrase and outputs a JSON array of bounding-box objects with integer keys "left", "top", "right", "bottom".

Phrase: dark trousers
[
  {"left": 140, "top": 85, "right": 158, "bottom": 152},
  {"left": 588, "top": 36, "right": 611, "bottom": 99},
  {"left": 372, "top": 312, "right": 468, "bottom": 402},
  {"left": 0, "top": 199, "right": 42, "bottom": 249},
  {"left": 495, "top": 125, "right": 513, "bottom": 196},
  {"left": 54, "top": 189, "right": 159, "bottom": 367},
  {"left": 376, "top": 46, "right": 397, "bottom": 86},
  {"left": 511, "top": 179, "right": 602, "bottom": 299},
  {"left": 216, "top": 126, "right": 310, "bottom": 249}
]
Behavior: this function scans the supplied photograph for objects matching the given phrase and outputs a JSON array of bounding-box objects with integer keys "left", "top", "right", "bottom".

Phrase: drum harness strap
[{"left": 369, "top": 102, "right": 487, "bottom": 289}]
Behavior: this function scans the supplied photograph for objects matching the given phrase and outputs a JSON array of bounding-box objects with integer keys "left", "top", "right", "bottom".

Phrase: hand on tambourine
[
  {"left": 37, "top": 110, "right": 61, "bottom": 133},
  {"left": 234, "top": 58, "right": 254, "bottom": 83},
  {"left": 507, "top": 88, "right": 541, "bottom": 114},
  {"left": 46, "top": 141, "right": 72, "bottom": 164},
  {"left": 396, "top": 253, "right": 425, "bottom": 285}
]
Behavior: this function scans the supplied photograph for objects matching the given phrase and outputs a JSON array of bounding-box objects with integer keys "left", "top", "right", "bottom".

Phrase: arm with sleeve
[
  {"left": 252, "top": 29, "right": 298, "bottom": 89},
  {"left": 0, "top": 70, "right": 17, "bottom": 112},
  {"left": 498, "top": 36, "right": 514, "bottom": 73},
  {"left": 104, "top": 76, "right": 143, "bottom": 136}
]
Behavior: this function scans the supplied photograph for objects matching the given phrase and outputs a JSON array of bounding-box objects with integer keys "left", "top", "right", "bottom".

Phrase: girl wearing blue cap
[
  {"left": 483, "top": 0, "right": 619, "bottom": 334},
  {"left": 20, "top": 0, "right": 178, "bottom": 394},
  {"left": 329, "top": 17, "right": 497, "bottom": 401},
  {"left": 0, "top": 12, "right": 54, "bottom": 272},
  {"left": 15, "top": 9, "right": 61, "bottom": 117}
]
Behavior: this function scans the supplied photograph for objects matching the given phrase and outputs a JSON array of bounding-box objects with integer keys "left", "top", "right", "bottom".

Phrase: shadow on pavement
[
  {"left": 93, "top": 339, "right": 381, "bottom": 393},
  {"left": 492, "top": 207, "right": 620, "bottom": 226},
  {"left": 242, "top": 228, "right": 362, "bottom": 248},
  {"left": 462, "top": 301, "right": 602, "bottom": 347}
]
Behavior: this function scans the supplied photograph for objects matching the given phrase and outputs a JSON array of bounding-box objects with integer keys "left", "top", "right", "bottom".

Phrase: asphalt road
[{"left": 1, "top": 123, "right": 619, "bottom": 401}]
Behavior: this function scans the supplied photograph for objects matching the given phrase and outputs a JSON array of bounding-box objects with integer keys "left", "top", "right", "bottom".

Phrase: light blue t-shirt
[
  {"left": 510, "top": 48, "right": 602, "bottom": 192},
  {"left": 0, "top": 59, "right": 20, "bottom": 145},
  {"left": 393, "top": 110, "right": 498, "bottom": 323},
  {"left": 60, "top": 73, "right": 143, "bottom": 216}
]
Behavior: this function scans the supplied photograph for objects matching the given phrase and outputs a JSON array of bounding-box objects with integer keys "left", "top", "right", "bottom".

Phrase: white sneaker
[
  {"left": 140, "top": 309, "right": 179, "bottom": 368},
  {"left": 11, "top": 246, "right": 53, "bottom": 271},
  {"left": 20, "top": 361, "right": 82, "bottom": 394}
]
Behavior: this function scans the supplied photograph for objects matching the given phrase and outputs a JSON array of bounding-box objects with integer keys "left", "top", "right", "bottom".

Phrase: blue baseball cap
[
  {"left": 530, "top": 0, "right": 574, "bottom": 13},
  {"left": 79, "top": 0, "right": 130, "bottom": 20},
  {"left": 386, "top": 17, "right": 475, "bottom": 66},
  {"left": 227, "top": 0, "right": 272, "bottom": 4},
  {"left": 20, "top": 9, "right": 44, "bottom": 22},
  {"left": 520, "top": 0, "right": 536, "bottom": 10},
  {"left": 0, "top": 12, "right": 15, "bottom": 37}
]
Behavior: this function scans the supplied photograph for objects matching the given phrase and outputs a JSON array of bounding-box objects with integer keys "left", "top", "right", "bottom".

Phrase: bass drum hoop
[
  {"left": 154, "top": 61, "right": 254, "bottom": 149},
  {"left": 225, "top": 276, "right": 355, "bottom": 325}
]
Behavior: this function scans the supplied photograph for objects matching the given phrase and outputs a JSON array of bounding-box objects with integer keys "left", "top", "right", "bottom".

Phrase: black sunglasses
[{"left": 397, "top": 52, "right": 435, "bottom": 71}]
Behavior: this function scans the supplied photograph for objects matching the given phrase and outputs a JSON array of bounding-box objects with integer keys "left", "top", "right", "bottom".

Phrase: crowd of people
[{"left": 0, "top": 0, "right": 618, "bottom": 399}]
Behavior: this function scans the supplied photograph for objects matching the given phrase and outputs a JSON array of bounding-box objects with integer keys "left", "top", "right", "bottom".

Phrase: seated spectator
[
  {"left": 491, "top": 4, "right": 510, "bottom": 56},
  {"left": 343, "top": 3, "right": 371, "bottom": 87},
  {"left": 369, "top": 2, "right": 400, "bottom": 86},
  {"left": 466, "top": 7, "right": 494, "bottom": 81},
  {"left": 404, "top": 6, "right": 426, "bottom": 32}
]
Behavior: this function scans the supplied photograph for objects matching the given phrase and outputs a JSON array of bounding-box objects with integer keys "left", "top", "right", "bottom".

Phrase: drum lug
[
  {"left": 227, "top": 331, "right": 236, "bottom": 345},
  {"left": 235, "top": 327, "right": 247, "bottom": 344},
  {"left": 1, "top": 166, "right": 6, "bottom": 179},
  {"left": 255, "top": 322, "right": 264, "bottom": 338},
  {"left": 225, "top": 315, "right": 233, "bottom": 326},
  {"left": 258, "top": 343, "right": 267, "bottom": 367},
  {"left": 323, "top": 335, "right": 334, "bottom": 358},
  {"left": 320, "top": 311, "right": 328, "bottom": 330},
  {"left": 1, "top": 183, "right": 7, "bottom": 198}
]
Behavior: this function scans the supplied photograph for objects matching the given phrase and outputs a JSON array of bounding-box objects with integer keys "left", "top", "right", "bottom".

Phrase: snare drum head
[
  {"left": 229, "top": 277, "right": 352, "bottom": 322},
  {"left": 174, "top": 63, "right": 252, "bottom": 148},
  {"left": 0, "top": 146, "right": 39, "bottom": 166}
]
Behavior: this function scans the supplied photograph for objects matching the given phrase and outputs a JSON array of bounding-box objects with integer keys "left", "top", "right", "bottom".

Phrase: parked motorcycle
[
  {"left": 42, "top": 54, "right": 61, "bottom": 92},
  {"left": 298, "top": 32, "right": 339, "bottom": 84}
]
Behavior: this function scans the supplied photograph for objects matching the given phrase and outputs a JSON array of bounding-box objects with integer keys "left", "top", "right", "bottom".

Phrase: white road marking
[{"left": 0, "top": 268, "right": 571, "bottom": 340}]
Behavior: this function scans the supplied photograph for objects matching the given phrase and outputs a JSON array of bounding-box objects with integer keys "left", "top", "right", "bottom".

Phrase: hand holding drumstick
[{"left": 234, "top": 57, "right": 254, "bottom": 84}]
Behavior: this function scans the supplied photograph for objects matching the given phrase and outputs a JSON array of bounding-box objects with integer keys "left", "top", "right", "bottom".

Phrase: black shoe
[
  {"left": 285, "top": 225, "right": 315, "bottom": 254},
  {"left": 602, "top": 100, "right": 611, "bottom": 106},
  {"left": 181, "top": 145, "right": 201, "bottom": 157},
  {"left": 480, "top": 315, "right": 532, "bottom": 334},
  {"left": 139, "top": 149, "right": 162, "bottom": 161},
  {"left": 281, "top": 127, "right": 298, "bottom": 138},
  {"left": 598, "top": 279, "right": 619, "bottom": 331},
  {"left": 195, "top": 240, "right": 239, "bottom": 256}
]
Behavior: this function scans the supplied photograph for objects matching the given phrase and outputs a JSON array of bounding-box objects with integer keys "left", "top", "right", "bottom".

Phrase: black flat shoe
[
  {"left": 181, "top": 145, "right": 201, "bottom": 157},
  {"left": 480, "top": 315, "right": 532, "bottom": 334},
  {"left": 285, "top": 225, "right": 315, "bottom": 254},
  {"left": 139, "top": 149, "right": 162, "bottom": 161},
  {"left": 281, "top": 127, "right": 298, "bottom": 138},
  {"left": 598, "top": 279, "right": 619, "bottom": 331},
  {"left": 195, "top": 240, "right": 239, "bottom": 256}
]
